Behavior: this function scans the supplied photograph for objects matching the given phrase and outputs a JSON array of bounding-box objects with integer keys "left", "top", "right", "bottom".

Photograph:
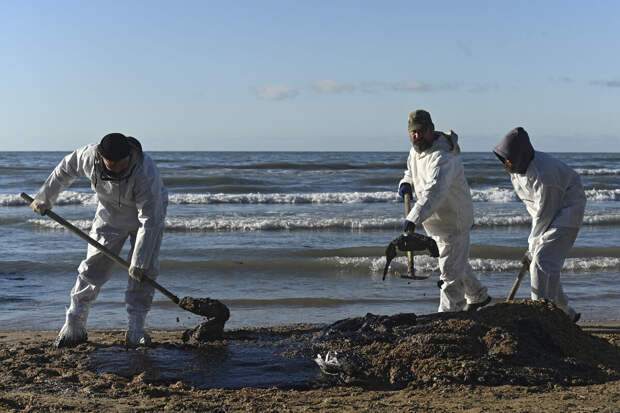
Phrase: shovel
[
  {"left": 402, "top": 193, "right": 415, "bottom": 277},
  {"left": 505, "top": 254, "right": 531, "bottom": 302},
  {"left": 392, "top": 193, "right": 430, "bottom": 280},
  {"left": 21, "top": 192, "right": 229, "bottom": 321}
]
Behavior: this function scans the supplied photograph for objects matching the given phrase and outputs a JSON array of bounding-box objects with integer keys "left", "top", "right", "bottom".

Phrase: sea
[{"left": 1, "top": 151, "right": 619, "bottom": 331}]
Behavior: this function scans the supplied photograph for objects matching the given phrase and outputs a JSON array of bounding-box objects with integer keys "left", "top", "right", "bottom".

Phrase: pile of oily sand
[{"left": 311, "top": 299, "right": 620, "bottom": 388}]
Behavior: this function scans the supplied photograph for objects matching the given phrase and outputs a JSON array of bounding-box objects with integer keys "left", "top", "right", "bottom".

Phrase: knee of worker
[
  {"left": 437, "top": 244, "right": 469, "bottom": 283},
  {"left": 531, "top": 250, "right": 563, "bottom": 277},
  {"left": 125, "top": 273, "right": 157, "bottom": 314},
  {"left": 530, "top": 255, "right": 559, "bottom": 300},
  {"left": 77, "top": 253, "right": 118, "bottom": 286},
  {"left": 69, "top": 275, "right": 100, "bottom": 309}
]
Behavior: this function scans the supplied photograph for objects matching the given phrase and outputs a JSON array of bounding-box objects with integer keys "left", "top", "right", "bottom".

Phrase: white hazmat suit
[
  {"left": 399, "top": 131, "right": 489, "bottom": 312},
  {"left": 34, "top": 139, "right": 168, "bottom": 347},
  {"left": 494, "top": 127, "right": 586, "bottom": 321}
]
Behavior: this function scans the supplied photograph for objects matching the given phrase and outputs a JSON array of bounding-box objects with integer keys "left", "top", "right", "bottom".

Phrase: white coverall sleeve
[
  {"left": 528, "top": 182, "right": 564, "bottom": 252},
  {"left": 131, "top": 161, "right": 167, "bottom": 270},
  {"left": 407, "top": 154, "right": 456, "bottom": 225},
  {"left": 34, "top": 147, "right": 90, "bottom": 206},
  {"left": 398, "top": 152, "right": 414, "bottom": 191}
]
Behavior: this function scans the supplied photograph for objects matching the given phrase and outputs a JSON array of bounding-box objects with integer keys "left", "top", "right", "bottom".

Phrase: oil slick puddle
[{"left": 88, "top": 342, "right": 319, "bottom": 389}]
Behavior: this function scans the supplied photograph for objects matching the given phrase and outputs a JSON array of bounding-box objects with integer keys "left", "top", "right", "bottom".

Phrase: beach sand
[{"left": 1, "top": 305, "right": 619, "bottom": 412}]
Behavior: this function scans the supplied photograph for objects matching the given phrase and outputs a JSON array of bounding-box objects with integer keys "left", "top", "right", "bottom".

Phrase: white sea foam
[
  {"left": 28, "top": 218, "right": 92, "bottom": 231},
  {"left": 0, "top": 191, "right": 97, "bottom": 207},
  {"left": 324, "top": 255, "right": 620, "bottom": 275},
  {"left": 320, "top": 255, "right": 441, "bottom": 275},
  {"left": 168, "top": 191, "right": 399, "bottom": 204},
  {"left": 0, "top": 194, "right": 28, "bottom": 207},
  {"left": 163, "top": 217, "right": 401, "bottom": 231},
  {"left": 584, "top": 189, "right": 620, "bottom": 201},
  {"left": 27, "top": 211, "right": 620, "bottom": 232},
  {"left": 562, "top": 257, "right": 620, "bottom": 271},
  {"left": 3, "top": 187, "right": 619, "bottom": 207},
  {"left": 474, "top": 214, "right": 531, "bottom": 226},
  {"left": 470, "top": 188, "right": 518, "bottom": 203},
  {"left": 576, "top": 168, "right": 620, "bottom": 176}
]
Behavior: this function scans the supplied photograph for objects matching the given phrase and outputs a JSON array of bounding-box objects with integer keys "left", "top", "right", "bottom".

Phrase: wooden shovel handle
[{"left": 506, "top": 255, "right": 531, "bottom": 302}]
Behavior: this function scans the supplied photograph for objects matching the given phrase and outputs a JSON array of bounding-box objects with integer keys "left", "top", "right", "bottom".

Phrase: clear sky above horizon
[{"left": 2, "top": 1, "right": 619, "bottom": 152}]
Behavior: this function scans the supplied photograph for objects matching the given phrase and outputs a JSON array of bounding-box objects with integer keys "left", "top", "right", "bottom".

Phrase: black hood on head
[
  {"left": 98, "top": 133, "right": 143, "bottom": 161},
  {"left": 493, "top": 127, "right": 535, "bottom": 174},
  {"left": 94, "top": 135, "right": 144, "bottom": 184}
]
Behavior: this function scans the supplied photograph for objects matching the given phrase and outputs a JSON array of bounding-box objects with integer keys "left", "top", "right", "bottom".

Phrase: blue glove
[
  {"left": 403, "top": 220, "right": 416, "bottom": 233},
  {"left": 398, "top": 183, "right": 412, "bottom": 198}
]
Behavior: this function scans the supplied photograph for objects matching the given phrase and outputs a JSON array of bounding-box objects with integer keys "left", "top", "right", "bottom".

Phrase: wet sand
[{"left": 1, "top": 303, "right": 619, "bottom": 412}]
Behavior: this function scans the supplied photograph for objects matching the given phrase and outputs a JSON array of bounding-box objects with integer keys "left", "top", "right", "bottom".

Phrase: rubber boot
[
  {"left": 125, "top": 312, "right": 151, "bottom": 347},
  {"left": 53, "top": 298, "right": 90, "bottom": 348},
  {"left": 464, "top": 295, "right": 492, "bottom": 312}
]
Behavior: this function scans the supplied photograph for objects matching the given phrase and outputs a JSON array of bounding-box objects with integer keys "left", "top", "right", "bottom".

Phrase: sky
[{"left": 1, "top": 1, "right": 619, "bottom": 152}]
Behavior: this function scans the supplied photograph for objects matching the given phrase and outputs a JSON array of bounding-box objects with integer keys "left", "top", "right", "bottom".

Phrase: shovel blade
[{"left": 179, "top": 297, "right": 230, "bottom": 321}]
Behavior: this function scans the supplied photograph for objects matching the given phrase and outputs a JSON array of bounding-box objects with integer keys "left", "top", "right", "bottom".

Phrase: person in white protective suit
[
  {"left": 29, "top": 133, "right": 168, "bottom": 347},
  {"left": 493, "top": 127, "right": 586, "bottom": 322},
  {"left": 398, "top": 110, "right": 490, "bottom": 312}
]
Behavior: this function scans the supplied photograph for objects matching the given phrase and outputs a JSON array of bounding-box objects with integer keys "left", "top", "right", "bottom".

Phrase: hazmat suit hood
[
  {"left": 493, "top": 127, "right": 534, "bottom": 174},
  {"left": 413, "top": 130, "right": 460, "bottom": 156},
  {"left": 399, "top": 128, "right": 472, "bottom": 238},
  {"left": 95, "top": 136, "right": 144, "bottom": 183}
]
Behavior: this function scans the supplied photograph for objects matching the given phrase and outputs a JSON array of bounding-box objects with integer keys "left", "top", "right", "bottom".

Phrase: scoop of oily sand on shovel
[{"left": 21, "top": 192, "right": 229, "bottom": 342}]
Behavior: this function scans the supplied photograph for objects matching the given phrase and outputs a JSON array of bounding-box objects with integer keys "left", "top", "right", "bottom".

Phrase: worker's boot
[
  {"left": 125, "top": 312, "right": 151, "bottom": 347},
  {"left": 464, "top": 295, "right": 492, "bottom": 312},
  {"left": 53, "top": 298, "right": 90, "bottom": 348}
]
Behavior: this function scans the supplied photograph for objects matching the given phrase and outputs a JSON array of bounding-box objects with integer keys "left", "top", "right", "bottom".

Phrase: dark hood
[
  {"left": 493, "top": 127, "right": 534, "bottom": 174},
  {"left": 95, "top": 136, "right": 143, "bottom": 181}
]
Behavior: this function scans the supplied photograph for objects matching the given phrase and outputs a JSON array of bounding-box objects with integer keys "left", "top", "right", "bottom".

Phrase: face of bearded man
[{"left": 410, "top": 126, "right": 434, "bottom": 151}]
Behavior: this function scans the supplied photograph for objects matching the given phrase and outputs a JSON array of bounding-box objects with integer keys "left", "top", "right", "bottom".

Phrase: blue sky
[{"left": 2, "top": 1, "right": 619, "bottom": 151}]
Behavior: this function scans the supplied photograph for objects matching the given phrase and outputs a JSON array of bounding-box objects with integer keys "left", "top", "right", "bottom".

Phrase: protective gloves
[
  {"left": 398, "top": 183, "right": 413, "bottom": 198},
  {"left": 403, "top": 220, "right": 416, "bottom": 234},
  {"left": 30, "top": 199, "right": 50, "bottom": 215},
  {"left": 128, "top": 266, "right": 147, "bottom": 282}
]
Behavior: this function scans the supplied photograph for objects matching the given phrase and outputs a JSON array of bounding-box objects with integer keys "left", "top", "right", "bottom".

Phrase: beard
[{"left": 413, "top": 137, "right": 432, "bottom": 152}]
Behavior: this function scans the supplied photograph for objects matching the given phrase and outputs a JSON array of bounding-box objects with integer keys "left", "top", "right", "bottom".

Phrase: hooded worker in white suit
[
  {"left": 398, "top": 110, "right": 490, "bottom": 312},
  {"left": 493, "top": 127, "right": 586, "bottom": 322},
  {"left": 30, "top": 133, "right": 168, "bottom": 347}
]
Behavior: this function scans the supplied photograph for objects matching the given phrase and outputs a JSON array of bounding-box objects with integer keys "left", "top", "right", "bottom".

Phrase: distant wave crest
[
  {"left": 3, "top": 187, "right": 619, "bottom": 207},
  {"left": 324, "top": 255, "right": 620, "bottom": 276},
  {"left": 26, "top": 211, "right": 620, "bottom": 232},
  {"left": 169, "top": 191, "right": 399, "bottom": 204},
  {"left": 576, "top": 168, "right": 620, "bottom": 176}
]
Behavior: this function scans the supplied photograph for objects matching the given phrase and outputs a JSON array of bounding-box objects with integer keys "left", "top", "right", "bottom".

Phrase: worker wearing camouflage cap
[{"left": 398, "top": 110, "right": 490, "bottom": 312}]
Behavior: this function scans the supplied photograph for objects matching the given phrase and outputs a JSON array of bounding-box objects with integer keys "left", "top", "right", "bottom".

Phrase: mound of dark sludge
[{"left": 312, "top": 300, "right": 620, "bottom": 388}]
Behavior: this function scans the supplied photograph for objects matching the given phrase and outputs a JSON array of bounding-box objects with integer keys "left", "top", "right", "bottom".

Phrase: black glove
[
  {"left": 402, "top": 220, "right": 416, "bottom": 234},
  {"left": 398, "top": 183, "right": 413, "bottom": 198}
]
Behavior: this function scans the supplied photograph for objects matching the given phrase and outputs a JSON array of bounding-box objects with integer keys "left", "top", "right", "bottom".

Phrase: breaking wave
[
  {"left": 322, "top": 255, "right": 620, "bottom": 275},
  {"left": 26, "top": 211, "right": 620, "bottom": 232},
  {"left": 3, "top": 187, "right": 620, "bottom": 207},
  {"left": 576, "top": 168, "right": 620, "bottom": 176},
  {"left": 169, "top": 191, "right": 399, "bottom": 204}
]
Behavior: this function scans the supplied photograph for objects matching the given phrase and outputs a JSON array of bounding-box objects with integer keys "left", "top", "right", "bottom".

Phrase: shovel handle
[
  {"left": 506, "top": 255, "right": 531, "bottom": 302},
  {"left": 404, "top": 193, "right": 414, "bottom": 275},
  {"left": 20, "top": 192, "right": 180, "bottom": 305}
]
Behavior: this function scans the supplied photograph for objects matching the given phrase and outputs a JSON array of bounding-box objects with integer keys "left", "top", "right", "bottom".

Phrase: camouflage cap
[{"left": 408, "top": 109, "right": 433, "bottom": 133}]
